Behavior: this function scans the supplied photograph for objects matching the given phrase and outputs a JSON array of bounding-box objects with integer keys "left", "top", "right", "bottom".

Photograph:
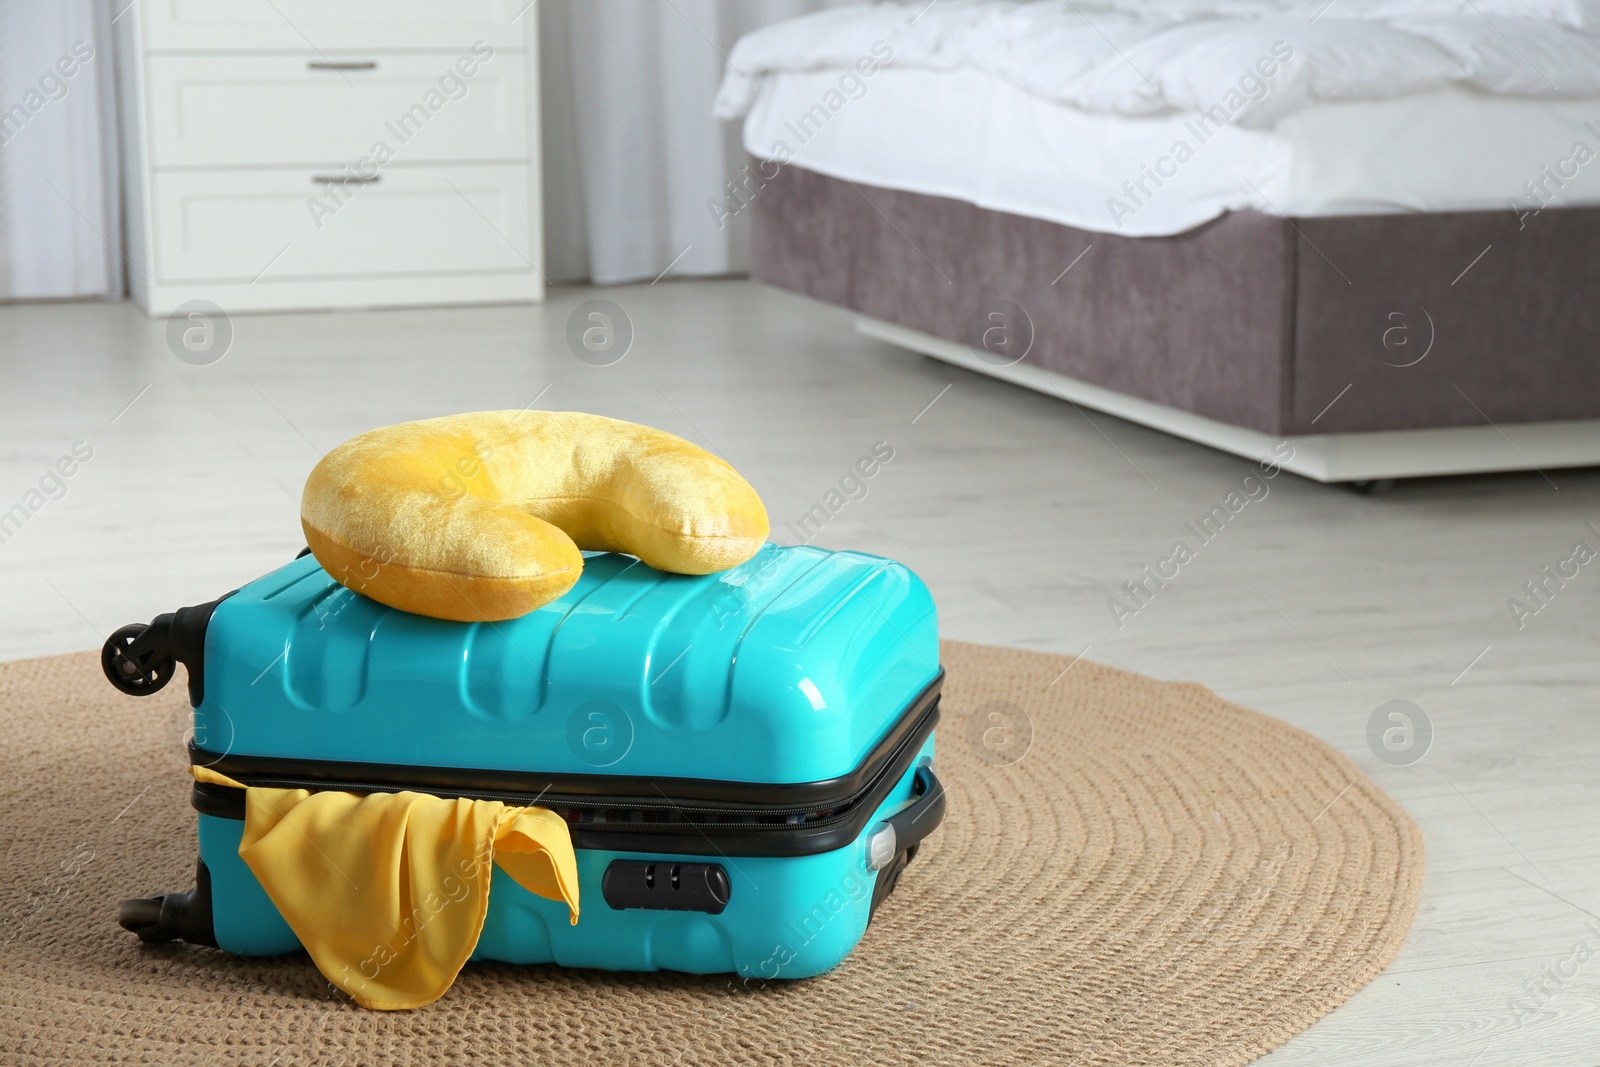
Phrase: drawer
[
  {"left": 141, "top": 0, "right": 528, "bottom": 52},
  {"left": 152, "top": 164, "right": 535, "bottom": 282},
  {"left": 146, "top": 53, "right": 528, "bottom": 167}
]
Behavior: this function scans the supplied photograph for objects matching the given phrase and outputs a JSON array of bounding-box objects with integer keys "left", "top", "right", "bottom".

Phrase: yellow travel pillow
[
  {"left": 193, "top": 766, "right": 579, "bottom": 1011},
  {"left": 301, "top": 410, "right": 769, "bottom": 621}
]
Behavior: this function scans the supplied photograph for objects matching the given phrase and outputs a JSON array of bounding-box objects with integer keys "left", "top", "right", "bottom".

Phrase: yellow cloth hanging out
[{"left": 192, "top": 766, "right": 579, "bottom": 1010}]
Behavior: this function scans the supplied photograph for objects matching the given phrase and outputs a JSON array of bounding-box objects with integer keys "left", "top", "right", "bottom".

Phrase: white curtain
[
  {"left": 541, "top": 0, "right": 845, "bottom": 285},
  {"left": 0, "top": 0, "right": 121, "bottom": 300}
]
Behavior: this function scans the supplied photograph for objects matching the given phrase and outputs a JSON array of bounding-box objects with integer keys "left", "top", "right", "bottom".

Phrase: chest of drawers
[{"left": 115, "top": 0, "right": 543, "bottom": 314}]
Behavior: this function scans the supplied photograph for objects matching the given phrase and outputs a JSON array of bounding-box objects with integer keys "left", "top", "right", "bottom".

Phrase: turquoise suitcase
[{"left": 101, "top": 544, "right": 944, "bottom": 981}]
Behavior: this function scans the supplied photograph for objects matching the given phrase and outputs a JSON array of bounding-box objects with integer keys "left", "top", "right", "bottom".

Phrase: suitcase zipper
[{"left": 190, "top": 683, "right": 941, "bottom": 858}]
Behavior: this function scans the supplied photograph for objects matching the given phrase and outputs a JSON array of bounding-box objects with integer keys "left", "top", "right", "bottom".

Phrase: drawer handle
[
  {"left": 310, "top": 175, "right": 380, "bottom": 185},
  {"left": 307, "top": 60, "right": 377, "bottom": 71}
]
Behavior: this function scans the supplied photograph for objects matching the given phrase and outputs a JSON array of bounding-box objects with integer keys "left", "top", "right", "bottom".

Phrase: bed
[{"left": 714, "top": 0, "right": 1600, "bottom": 485}]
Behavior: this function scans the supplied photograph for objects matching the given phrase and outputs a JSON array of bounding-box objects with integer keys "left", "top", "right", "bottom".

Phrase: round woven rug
[{"left": 0, "top": 641, "right": 1423, "bottom": 1066}]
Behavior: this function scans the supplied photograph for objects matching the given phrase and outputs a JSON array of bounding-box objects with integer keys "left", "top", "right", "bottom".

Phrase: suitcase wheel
[
  {"left": 118, "top": 861, "right": 217, "bottom": 947},
  {"left": 101, "top": 593, "right": 233, "bottom": 705},
  {"left": 117, "top": 896, "right": 167, "bottom": 938},
  {"left": 102, "top": 624, "right": 178, "bottom": 697}
]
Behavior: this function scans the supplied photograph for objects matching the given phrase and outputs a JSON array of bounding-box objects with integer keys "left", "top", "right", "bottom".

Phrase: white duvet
[{"left": 713, "top": 0, "right": 1600, "bottom": 129}]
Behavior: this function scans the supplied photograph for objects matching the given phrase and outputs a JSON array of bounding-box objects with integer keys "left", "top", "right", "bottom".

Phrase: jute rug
[{"left": 0, "top": 641, "right": 1423, "bottom": 1066}]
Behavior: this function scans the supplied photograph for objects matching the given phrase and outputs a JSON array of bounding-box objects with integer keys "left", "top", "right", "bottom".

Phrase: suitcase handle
[{"left": 865, "top": 765, "right": 945, "bottom": 872}]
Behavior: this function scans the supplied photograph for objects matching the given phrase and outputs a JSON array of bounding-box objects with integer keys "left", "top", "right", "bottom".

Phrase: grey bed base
[{"left": 747, "top": 155, "right": 1600, "bottom": 483}]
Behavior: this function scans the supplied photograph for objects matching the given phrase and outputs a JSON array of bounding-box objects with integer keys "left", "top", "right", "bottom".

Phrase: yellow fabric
[
  {"left": 300, "top": 410, "right": 770, "bottom": 621},
  {"left": 192, "top": 766, "right": 579, "bottom": 1011}
]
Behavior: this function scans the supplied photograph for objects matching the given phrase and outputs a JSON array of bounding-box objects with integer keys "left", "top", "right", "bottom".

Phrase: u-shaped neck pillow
[{"left": 301, "top": 411, "right": 769, "bottom": 621}]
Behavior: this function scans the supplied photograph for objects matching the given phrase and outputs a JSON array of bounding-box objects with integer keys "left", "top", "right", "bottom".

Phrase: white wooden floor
[{"left": 1, "top": 280, "right": 1597, "bottom": 1065}]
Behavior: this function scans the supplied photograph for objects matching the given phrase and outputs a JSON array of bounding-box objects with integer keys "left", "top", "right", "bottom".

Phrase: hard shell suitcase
[{"left": 103, "top": 543, "right": 945, "bottom": 981}]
